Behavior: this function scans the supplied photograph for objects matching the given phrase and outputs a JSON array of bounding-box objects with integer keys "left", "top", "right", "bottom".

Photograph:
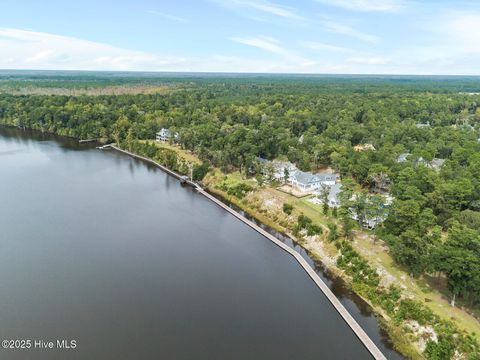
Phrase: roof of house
[
  {"left": 429, "top": 158, "right": 446, "bottom": 170},
  {"left": 292, "top": 170, "right": 320, "bottom": 185},
  {"left": 415, "top": 156, "right": 429, "bottom": 166},
  {"left": 416, "top": 122, "right": 431, "bottom": 128},
  {"left": 354, "top": 143, "right": 376, "bottom": 152},
  {"left": 397, "top": 153, "right": 410, "bottom": 162},
  {"left": 328, "top": 183, "right": 343, "bottom": 203},
  {"left": 272, "top": 160, "right": 297, "bottom": 171},
  {"left": 415, "top": 157, "right": 445, "bottom": 170},
  {"left": 255, "top": 156, "right": 270, "bottom": 165},
  {"left": 317, "top": 172, "right": 337, "bottom": 182},
  {"left": 157, "top": 128, "right": 169, "bottom": 135}
]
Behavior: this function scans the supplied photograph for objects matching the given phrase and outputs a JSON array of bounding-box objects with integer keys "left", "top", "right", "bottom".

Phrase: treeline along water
[{"left": 0, "top": 127, "right": 401, "bottom": 359}]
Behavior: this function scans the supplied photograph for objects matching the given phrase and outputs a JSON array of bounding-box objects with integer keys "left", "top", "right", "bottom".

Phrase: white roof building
[
  {"left": 156, "top": 128, "right": 179, "bottom": 142},
  {"left": 156, "top": 128, "right": 170, "bottom": 142}
]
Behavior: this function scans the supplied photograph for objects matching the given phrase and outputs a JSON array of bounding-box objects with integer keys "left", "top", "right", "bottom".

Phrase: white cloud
[
  {"left": 439, "top": 11, "right": 480, "bottom": 54},
  {"left": 3, "top": 19, "right": 480, "bottom": 76},
  {"left": 212, "top": 0, "right": 306, "bottom": 21},
  {"left": 347, "top": 56, "right": 390, "bottom": 65},
  {"left": 393, "top": 10, "right": 480, "bottom": 75},
  {"left": 323, "top": 21, "right": 379, "bottom": 43},
  {"left": 146, "top": 10, "right": 187, "bottom": 22},
  {"left": 315, "top": 0, "right": 404, "bottom": 12},
  {"left": 300, "top": 40, "right": 356, "bottom": 53},
  {"left": 0, "top": 28, "right": 187, "bottom": 71},
  {"left": 231, "top": 36, "right": 315, "bottom": 65},
  {"left": 0, "top": 28, "right": 319, "bottom": 73}
]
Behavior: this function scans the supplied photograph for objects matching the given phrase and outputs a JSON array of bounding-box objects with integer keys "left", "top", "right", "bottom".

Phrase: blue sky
[{"left": 1, "top": 0, "right": 479, "bottom": 74}]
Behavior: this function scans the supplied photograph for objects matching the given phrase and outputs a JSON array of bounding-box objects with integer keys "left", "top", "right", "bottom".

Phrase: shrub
[
  {"left": 297, "top": 213, "right": 312, "bottom": 228},
  {"left": 192, "top": 161, "right": 210, "bottom": 181},
  {"left": 306, "top": 224, "right": 323, "bottom": 236},
  {"left": 283, "top": 203, "right": 293, "bottom": 215},
  {"left": 327, "top": 223, "right": 338, "bottom": 242}
]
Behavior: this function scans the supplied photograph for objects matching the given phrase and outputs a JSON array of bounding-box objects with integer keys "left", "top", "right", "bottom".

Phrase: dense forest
[{"left": 1, "top": 73, "right": 480, "bottom": 358}]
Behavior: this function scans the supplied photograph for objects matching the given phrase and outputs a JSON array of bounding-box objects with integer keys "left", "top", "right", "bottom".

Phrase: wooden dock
[{"left": 103, "top": 145, "right": 387, "bottom": 360}]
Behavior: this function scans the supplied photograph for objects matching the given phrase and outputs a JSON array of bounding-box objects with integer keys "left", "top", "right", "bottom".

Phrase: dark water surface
[{"left": 0, "top": 128, "right": 401, "bottom": 359}]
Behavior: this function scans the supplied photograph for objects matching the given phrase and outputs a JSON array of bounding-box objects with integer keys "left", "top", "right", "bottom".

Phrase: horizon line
[{"left": 1, "top": 68, "right": 480, "bottom": 78}]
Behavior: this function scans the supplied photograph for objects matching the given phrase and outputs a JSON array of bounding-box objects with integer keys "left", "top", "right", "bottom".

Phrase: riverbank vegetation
[{"left": 1, "top": 72, "right": 480, "bottom": 359}]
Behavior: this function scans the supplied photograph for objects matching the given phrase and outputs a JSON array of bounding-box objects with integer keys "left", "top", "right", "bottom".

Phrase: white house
[
  {"left": 397, "top": 153, "right": 410, "bottom": 163},
  {"left": 317, "top": 172, "right": 337, "bottom": 186},
  {"left": 415, "top": 157, "right": 445, "bottom": 171},
  {"left": 290, "top": 170, "right": 321, "bottom": 192},
  {"left": 272, "top": 160, "right": 298, "bottom": 181},
  {"left": 156, "top": 128, "right": 179, "bottom": 143},
  {"left": 416, "top": 122, "right": 431, "bottom": 129},
  {"left": 288, "top": 169, "right": 339, "bottom": 193},
  {"left": 156, "top": 128, "right": 170, "bottom": 142}
]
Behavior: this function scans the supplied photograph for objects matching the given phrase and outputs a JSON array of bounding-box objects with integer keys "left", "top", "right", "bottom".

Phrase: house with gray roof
[
  {"left": 290, "top": 170, "right": 321, "bottom": 192},
  {"left": 416, "top": 122, "right": 431, "bottom": 129},
  {"left": 272, "top": 160, "right": 297, "bottom": 181},
  {"left": 317, "top": 172, "right": 338, "bottom": 186},
  {"left": 428, "top": 158, "right": 446, "bottom": 171},
  {"left": 397, "top": 153, "right": 410, "bottom": 163},
  {"left": 415, "top": 157, "right": 445, "bottom": 171},
  {"left": 290, "top": 170, "right": 338, "bottom": 193},
  {"left": 327, "top": 183, "right": 342, "bottom": 207}
]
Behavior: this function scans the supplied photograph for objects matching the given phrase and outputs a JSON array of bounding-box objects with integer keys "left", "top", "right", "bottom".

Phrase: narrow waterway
[{"left": 0, "top": 127, "right": 402, "bottom": 359}]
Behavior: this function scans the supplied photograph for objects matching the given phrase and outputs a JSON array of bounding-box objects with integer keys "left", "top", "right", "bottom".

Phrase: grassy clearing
[
  {"left": 141, "top": 140, "right": 202, "bottom": 165},
  {"left": 355, "top": 234, "right": 480, "bottom": 338}
]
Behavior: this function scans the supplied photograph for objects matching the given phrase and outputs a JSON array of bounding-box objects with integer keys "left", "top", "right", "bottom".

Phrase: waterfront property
[
  {"left": 349, "top": 193, "right": 393, "bottom": 230},
  {"left": 156, "top": 128, "right": 179, "bottom": 142},
  {"left": 256, "top": 157, "right": 339, "bottom": 193},
  {"left": 156, "top": 128, "right": 170, "bottom": 142},
  {"left": 272, "top": 160, "right": 298, "bottom": 181},
  {"left": 316, "top": 172, "right": 337, "bottom": 186},
  {"left": 290, "top": 170, "right": 322, "bottom": 192}
]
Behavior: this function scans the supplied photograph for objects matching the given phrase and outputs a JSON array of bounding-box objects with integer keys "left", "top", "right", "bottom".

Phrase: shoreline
[{"left": 105, "top": 144, "right": 388, "bottom": 360}]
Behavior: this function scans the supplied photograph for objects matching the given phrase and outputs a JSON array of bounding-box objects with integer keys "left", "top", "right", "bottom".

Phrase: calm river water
[{"left": 0, "top": 127, "right": 402, "bottom": 359}]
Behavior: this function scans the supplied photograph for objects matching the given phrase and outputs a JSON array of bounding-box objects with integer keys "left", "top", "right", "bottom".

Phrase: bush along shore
[{"left": 116, "top": 139, "right": 479, "bottom": 360}]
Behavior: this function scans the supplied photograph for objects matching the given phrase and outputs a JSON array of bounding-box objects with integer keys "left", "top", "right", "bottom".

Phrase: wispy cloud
[
  {"left": 315, "top": 0, "right": 405, "bottom": 12},
  {"left": 212, "top": 0, "right": 306, "bottom": 21},
  {"left": 231, "top": 36, "right": 314, "bottom": 65},
  {"left": 146, "top": 10, "right": 187, "bottom": 22},
  {"left": 0, "top": 28, "right": 187, "bottom": 71},
  {"left": 323, "top": 21, "right": 379, "bottom": 43},
  {"left": 0, "top": 28, "right": 317, "bottom": 73},
  {"left": 299, "top": 40, "right": 356, "bottom": 53}
]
